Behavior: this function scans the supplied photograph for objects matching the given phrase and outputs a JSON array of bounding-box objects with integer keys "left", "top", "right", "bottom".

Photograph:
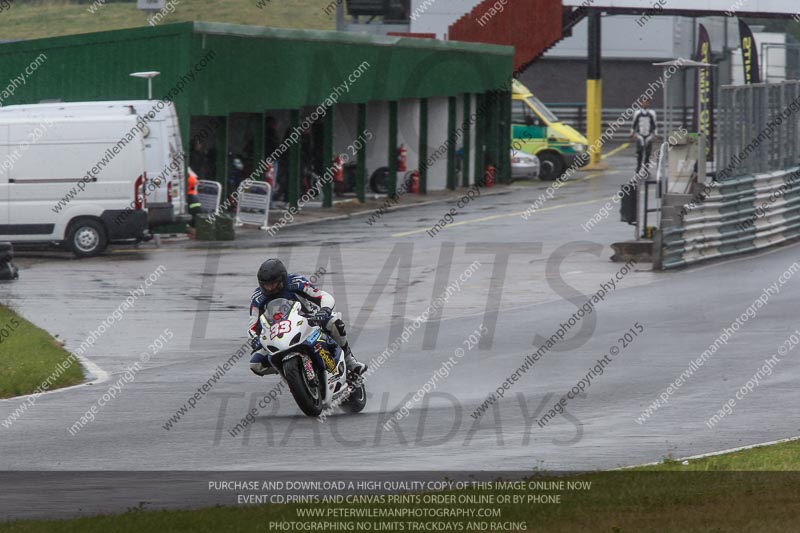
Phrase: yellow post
[{"left": 586, "top": 78, "right": 603, "bottom": 166}]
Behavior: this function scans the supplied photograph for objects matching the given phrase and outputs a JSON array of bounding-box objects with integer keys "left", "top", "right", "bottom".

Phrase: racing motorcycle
[{"left": 250, "top": 298, "right": 367, "bottom": 417}]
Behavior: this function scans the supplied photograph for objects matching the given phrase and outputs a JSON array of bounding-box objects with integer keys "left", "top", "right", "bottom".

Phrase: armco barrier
[{"left": 660, "top": 166, "right": 800, "bottom": 269}]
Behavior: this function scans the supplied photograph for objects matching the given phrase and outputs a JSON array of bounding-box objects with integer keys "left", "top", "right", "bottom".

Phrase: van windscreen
[{"left": 527, "top": 95, "right": 559, "bottom": 123}]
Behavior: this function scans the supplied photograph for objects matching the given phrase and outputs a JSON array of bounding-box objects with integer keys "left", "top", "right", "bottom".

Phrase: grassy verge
[
  {"left": 637, "top": 439, "right": 800, "bottom": 471},
  {"left": 2, "top": 440, "right": 800, "bottom": 532},
  {"left": 0, "top": 304, "right": 84, "bottom": 398},
  {"left": 0, "top": 0, "right": 335, "bottom": 42}
]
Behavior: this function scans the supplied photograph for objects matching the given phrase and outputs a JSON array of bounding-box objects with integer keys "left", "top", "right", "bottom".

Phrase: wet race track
[{"left": 2, "top": 148, "right": 800, "bottom": 516}]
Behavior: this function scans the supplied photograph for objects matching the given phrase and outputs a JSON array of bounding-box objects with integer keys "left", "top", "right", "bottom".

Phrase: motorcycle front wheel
[
  {"left": 284, "top": 356, "right": 324, "bottom": 416},
  {"left": 339, "top": 378, "right": 367, "bottom": 414}
]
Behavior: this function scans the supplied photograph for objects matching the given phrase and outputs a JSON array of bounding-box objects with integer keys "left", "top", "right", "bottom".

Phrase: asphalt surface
[{"left": 2, "top": 145, "right": 800, "bottom": 518}]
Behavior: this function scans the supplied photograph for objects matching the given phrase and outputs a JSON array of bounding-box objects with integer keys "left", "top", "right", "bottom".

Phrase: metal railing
[
  {"left": 760, "top": 43, "right": 800, "bottom": 83},
  {"left": 715, "top": 81, "right": 800, "bottom": 179},
  {"left": 640, "top": 141, "right": 669, "bottom": 238},
  {"left": 547, "top": 104, "right": 693, "bottom": 141},
  {"left": 659, "top": 81, "right": 800, "bottom": 269}
]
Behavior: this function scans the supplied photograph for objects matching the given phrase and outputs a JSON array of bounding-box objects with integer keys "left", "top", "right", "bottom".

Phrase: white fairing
[
  {"left": 258, "top": 301, "right": 314, "bottom": 353},
  {"left": 258, "top": 301, "right": 350, "bottom": 408}
]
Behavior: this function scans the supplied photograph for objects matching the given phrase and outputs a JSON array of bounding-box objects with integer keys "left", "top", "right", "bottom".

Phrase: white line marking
[{"left": 615, "top": 434, "right": 800, "bottom": 470}]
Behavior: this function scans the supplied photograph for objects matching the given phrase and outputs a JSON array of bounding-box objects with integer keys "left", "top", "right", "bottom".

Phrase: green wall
[
  {"left": 187, "top": 23, "right": 513, "bottom": 114},
  {"left": 0, "top": 21, "right": 512, "bottom": 113},
  {"left": 0, "top": 24, "right": 192, "bottom": 105}
]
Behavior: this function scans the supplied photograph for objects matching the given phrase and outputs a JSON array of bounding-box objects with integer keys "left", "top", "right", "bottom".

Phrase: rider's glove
[
  {"left": 310, "top": 307, "right": 332, "bottom": 326},
  {"left": 251, "top": 336, "right": 263, "bottom": 351},
  {"left": 287, "top": 277, "right": 307, "bottom": 291}
]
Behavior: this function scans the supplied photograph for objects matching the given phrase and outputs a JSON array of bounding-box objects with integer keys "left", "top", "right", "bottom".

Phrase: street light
[{"left": 129, "top": 71, "right": 161, "bottom": 99}]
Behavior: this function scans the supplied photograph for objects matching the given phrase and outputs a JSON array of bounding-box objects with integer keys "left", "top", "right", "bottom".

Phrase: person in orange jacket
[{"left": 187, "top": 168, "right": 202, "bottom": 233}]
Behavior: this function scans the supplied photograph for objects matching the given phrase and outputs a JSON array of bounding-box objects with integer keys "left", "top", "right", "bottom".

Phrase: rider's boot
[
  {"left": 343, "top": 344, "right": 367, "bottom": 376},
  {"left": 325, "top": 316, "right": 367, "bottom": 376}
]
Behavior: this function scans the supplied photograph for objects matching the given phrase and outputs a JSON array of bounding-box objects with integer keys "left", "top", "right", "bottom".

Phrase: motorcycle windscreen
[{"left": 264, "top": 298, "right": 296, "bottom": 324}]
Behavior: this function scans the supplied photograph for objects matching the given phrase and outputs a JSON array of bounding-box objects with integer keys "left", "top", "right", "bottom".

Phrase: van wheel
[
  {"left": 369, "top": 167, "right": 389, "bottom": 194},
  {"left": 538, "top": 152, "right": 565, "bottom": 181},
  {"left": 67, "top": 219, "right": 107, "bottom": 258}
]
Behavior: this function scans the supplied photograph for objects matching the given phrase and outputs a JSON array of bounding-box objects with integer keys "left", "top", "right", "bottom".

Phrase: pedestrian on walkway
[{"left": 631, "top": 100, "right": 658, "bottom": 175}]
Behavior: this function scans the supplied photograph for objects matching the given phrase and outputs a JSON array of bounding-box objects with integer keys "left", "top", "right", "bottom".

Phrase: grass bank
[
  {"left": 0, "top": 304, "right": 84, "bottom": 398},
  {"left": 0, "top": 0, "right": 335, "bottom": 42}
]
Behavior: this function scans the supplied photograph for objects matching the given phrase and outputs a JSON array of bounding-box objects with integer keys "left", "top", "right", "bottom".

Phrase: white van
[
  {"left": 0, "top": 100, "right": 186, "bottom": 227},
  {"left": 0, "top": 115, "right": 150, "bottom": 257}
]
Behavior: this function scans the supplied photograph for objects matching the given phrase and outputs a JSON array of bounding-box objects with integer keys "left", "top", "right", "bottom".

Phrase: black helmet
[{"left": 257, "top": 259, "right": 288, "bottom": 297}]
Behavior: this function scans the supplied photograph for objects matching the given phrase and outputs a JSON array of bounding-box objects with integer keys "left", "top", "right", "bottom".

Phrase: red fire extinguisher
[
  {"left": 333, "top": 155, "right": 344, "bottom": 195},
  {"left": 408, "top": 169, "right": 420, "bottom": 194},
  {"left": 397, "top": 144, "right": 407, "bottom": 172},
  {"left": 484, "top": 164, "right": 495, "bottom": 188},
  {"left": 263, "top": 162, "right": 275, "bottom": 186}
]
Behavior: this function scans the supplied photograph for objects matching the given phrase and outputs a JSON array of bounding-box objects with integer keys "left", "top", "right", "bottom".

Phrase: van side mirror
[{"left": 525, "top": 115, "right": 537, "bottom": 126}]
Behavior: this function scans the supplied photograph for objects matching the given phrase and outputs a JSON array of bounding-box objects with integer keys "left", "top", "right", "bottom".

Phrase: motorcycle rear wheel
[{"left": 284, "top": 356, "right": 324, "bottom": 416}]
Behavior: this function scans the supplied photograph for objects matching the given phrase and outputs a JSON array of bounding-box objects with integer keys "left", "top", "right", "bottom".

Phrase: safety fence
[
  {"left": 660, "top": 166, "right": 800, "bottom": 269},
  {"left": 715, "top": 81, "right": 800, "bottom": 179},
  {"left": 658, "top": 82, "right": 800, "bottom": 270}
]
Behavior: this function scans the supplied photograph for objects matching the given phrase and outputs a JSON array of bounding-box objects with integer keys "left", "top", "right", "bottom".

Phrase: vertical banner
[
  {"left": 695, "top": 24, "right": 714, "bottom": 162},
  {"left": 738, "top": 19, "right": 761, "bottom": 84}
]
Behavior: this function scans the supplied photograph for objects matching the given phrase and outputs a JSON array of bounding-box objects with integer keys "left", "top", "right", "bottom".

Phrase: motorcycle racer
[{"left": 248, "top": 258, "right": 367, "bottom": 378}]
